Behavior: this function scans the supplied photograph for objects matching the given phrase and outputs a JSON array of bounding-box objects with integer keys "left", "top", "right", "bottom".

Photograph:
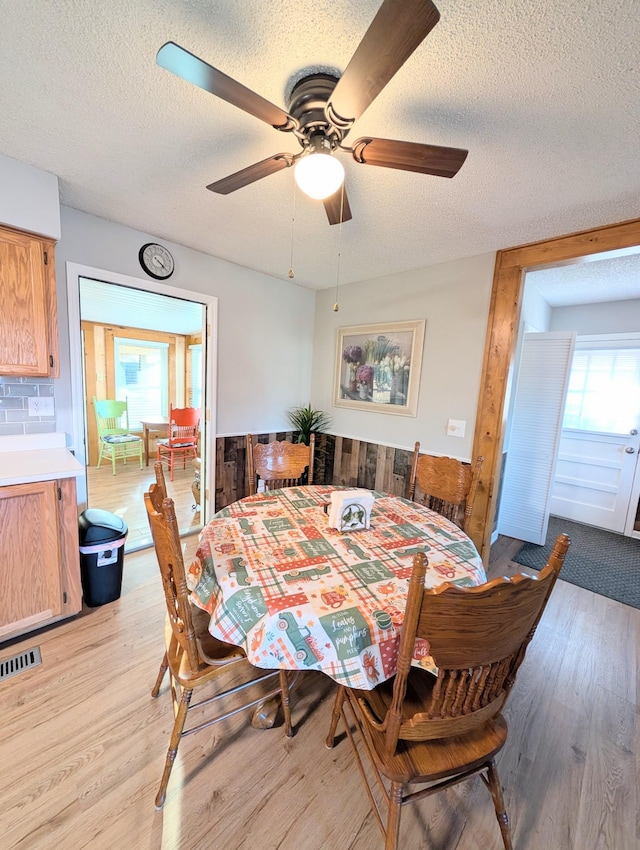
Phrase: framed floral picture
[{"left": 333, "top": 320, "right": 426, "bottom": 416}]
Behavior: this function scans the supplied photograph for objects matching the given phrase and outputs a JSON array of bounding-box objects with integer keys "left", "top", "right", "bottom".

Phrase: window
[
  {"left": 114, "top": 337, "right": 169, "bottom": 430},
  {"left": 563, "top": 346, "right": 640, "bottom": 434}
]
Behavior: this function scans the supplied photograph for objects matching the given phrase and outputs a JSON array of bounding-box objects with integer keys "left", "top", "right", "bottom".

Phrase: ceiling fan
[{"left": 157, "top": 0, "right": 468, "bottom": 225}]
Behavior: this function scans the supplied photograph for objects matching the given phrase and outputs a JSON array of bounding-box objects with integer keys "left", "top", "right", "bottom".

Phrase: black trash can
[{"left": 78, "top": 509, "right": 128, "bottom": 607}]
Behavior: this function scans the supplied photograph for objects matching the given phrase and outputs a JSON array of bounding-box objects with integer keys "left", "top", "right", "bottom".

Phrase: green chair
[{"left": 93, "top": 397, "right": 143, "bottom": 474}]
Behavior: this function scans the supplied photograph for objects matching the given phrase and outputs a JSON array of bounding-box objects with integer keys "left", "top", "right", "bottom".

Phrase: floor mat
[{"left": 512, "top": 515, "right": 640, "bottom": 610}]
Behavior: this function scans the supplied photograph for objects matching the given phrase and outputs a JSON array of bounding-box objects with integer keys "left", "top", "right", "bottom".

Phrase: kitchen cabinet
[
  {"left": 0, "top": 224, "right": 59, "bottom": 376},
  {"left": 0, "top": 477, "right": 81, "bottom": 642}
]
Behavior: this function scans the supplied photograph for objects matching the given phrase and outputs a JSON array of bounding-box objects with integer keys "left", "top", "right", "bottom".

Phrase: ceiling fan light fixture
[
  {"left": 161, "top": 1, "right": 466, "bottom": 224},
  {"left": 294, "top": 150, "right": 345, "bottom": 201}
]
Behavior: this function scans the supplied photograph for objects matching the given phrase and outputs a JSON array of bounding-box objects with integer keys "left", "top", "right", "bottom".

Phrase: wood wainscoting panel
[
  {"left": 331, "top": 436, "right": 411, "bottom": 496},
  {"left": 214, "top": 433, "right": 413, "bottom": 511}
]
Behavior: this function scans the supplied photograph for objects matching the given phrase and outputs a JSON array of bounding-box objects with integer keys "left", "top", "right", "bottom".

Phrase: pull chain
[
  {"left": 333, "top": 184, "right": 345, "bottom": 312},
  {"left": 288, "top": 177, "right": 297, "bottom": 279}
]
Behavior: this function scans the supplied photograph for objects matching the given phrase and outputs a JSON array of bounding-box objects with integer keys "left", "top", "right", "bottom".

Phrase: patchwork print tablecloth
[{"left": 189, "top": 485, "right": 486, "bottom": 690}]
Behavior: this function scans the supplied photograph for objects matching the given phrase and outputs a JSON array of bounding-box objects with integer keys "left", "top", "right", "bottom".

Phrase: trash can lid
[{"left": 78, "top": 508, "right": 128, "bottom": 544}]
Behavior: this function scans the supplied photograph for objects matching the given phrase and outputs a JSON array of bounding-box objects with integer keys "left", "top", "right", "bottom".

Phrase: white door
[
  {"left": 550, "top": 338, "right": 640, "bottom": 534},
  {"left": 498, "top": 331, "right": 576, "bottom": 544}
]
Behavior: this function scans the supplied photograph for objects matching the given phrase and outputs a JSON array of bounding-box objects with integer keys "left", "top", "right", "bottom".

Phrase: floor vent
[{"left": 0, "top": 646, "right": 42, "bottom": 683}]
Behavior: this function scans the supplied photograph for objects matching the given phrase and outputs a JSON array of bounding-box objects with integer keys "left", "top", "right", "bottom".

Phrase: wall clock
[{"left": 138, "top": 242, "right": 175, "bottom": 280}]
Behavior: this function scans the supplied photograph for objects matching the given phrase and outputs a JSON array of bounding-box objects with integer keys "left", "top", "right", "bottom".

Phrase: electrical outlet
[
  {"left": 28, "top": 396, "right": 55, "bottom": 417},
  {"left": 446, "top": 418, "right": 466, "bottom": 438}
]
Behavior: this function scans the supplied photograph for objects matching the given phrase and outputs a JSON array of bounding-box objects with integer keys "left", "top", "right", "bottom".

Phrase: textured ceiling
[
  {"left": 79, "top": 278, "right": 204, "bottom": 335},
  {"left": 1, "top": 0, "right": 639, "bottom": 291},
  {"left": 526, "top": 251, "right": 640, "bottom": 307}
]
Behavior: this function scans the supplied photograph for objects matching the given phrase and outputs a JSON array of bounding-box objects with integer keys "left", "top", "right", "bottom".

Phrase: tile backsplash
[{"left": 0, "top": 377, "right": 56, "bottom": 436}]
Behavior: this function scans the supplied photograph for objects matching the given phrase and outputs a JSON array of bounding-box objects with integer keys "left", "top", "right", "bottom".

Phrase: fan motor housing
[{"left": 288, "top": 73, "right": 342, "bottom": 145}]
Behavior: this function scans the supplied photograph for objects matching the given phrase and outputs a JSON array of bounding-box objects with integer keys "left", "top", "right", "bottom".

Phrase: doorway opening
[
  {"left": 497, "top": 254, "right": 640, "bottom": 546},
  {"left": 472, "top": 218, "right": 640, "bottom": 563},
  {"left": 66, "top": 263, "right": 217, "bottom": 554}
]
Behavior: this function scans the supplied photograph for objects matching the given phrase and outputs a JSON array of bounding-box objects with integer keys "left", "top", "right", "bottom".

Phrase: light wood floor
[
  {"left": 86, "top": 460, "right": 202, "bottom": 551},
  {"left": 0, "top": 537, "right": 637, "bottom": 849}
]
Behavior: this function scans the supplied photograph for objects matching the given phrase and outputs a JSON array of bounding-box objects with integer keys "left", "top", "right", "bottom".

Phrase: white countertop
[{"left": 0, "top": 433, "right": 84, "bottom": 486}]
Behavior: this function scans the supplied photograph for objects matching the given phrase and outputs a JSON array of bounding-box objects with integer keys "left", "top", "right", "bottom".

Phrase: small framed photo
[{"left": 333, "top": 320, "right": 426, "bottom": 416}]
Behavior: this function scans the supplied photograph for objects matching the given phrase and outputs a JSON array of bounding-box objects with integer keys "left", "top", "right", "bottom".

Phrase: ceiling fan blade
[
  {"left": 350, "top": 137, "right": 468, "bottom": 178},
  {"left": 157, "top": 42, "right": 297, "bottom": 131},
  {"left": 324, "top": 187, "right": 353, "bottom": 225},
  {"left": 206, "top": 154, "right": 296, "bottom": 194},
  {"left": 326, "top": 0, "right": 440, "bottom": 132}
]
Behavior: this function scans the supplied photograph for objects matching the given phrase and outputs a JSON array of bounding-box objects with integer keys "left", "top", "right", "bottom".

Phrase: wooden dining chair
[
  {"left": 326, "top": 534, "right": 571, "bottom": 850},
  {"left": 145, "top": 462, "right": 293, "bottom": 809},
  {"left": 407, "top": 441, "right": 484, "bottom": 532},
  {"left": 156, "top": 404, "right": 200, "bottom": 481},
  {"left": 246, "top": 433, "right": 315, "bottom": 495},
  {"left": 93, "top": 396, "right": 143, "bottom": 474}
]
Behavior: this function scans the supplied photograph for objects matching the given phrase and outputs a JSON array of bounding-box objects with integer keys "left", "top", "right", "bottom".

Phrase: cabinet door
[
  {"left": 0, "top": 480, "right": 63, "bottom": 639},
  {"left": 57, "top": 477, "right": 82, "bottom": 616},
  {"left": 0, "top": 227, "right": 53, "bottom": 375}
]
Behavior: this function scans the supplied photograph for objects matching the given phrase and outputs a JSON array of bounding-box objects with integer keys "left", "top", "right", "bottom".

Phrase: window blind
[
  {"left": 563, "top": 348, "right": 640, "bottom": 434},
  {"left": 188, "top": 344, "right": 203, "bottom": 410}
]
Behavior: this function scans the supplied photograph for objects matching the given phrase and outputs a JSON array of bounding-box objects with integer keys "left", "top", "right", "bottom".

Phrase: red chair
[{"left": 157, "top": 405, "right": 199, "bottom": 480}]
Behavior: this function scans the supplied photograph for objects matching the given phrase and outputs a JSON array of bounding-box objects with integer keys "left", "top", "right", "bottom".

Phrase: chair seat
[
  {"left": 103, "top": 434, "right": 142, "bottom": 444},
  {"left": 164, "top": 607, "right": 248, "bottom": 688},
  {"left": 350, "top": 688, "right": 508, "bottom": 784},
  {"left": 157, "top": 438, "right": 197, "bottom": 448}
]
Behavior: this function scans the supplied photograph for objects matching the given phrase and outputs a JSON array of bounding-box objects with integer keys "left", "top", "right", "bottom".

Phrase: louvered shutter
[{"left": 498, "top": 331, "right": 575, "bottom": 543}]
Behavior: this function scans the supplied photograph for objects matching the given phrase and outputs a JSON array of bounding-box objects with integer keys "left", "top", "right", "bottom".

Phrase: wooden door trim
[{"left": 470, "top": 216, "right": 640, "bottom": 562}]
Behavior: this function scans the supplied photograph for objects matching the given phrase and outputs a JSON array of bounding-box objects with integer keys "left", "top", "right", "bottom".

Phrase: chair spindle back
[{"left": 380, "top": 534, "right": 570, "bottom": 754}]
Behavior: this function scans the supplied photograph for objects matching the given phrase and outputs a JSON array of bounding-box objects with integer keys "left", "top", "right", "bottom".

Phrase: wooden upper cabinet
[{"left": 0, "top": 224, "right": 59, "bottom": 376}]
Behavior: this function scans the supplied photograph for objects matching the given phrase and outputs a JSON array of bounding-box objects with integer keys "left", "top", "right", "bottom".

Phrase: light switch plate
[
  {"left": 447, "top": 418, "right": 466, "bottom": 438},
  {"left": 28, "top": 396, "right": 55, "bottom": 417}
]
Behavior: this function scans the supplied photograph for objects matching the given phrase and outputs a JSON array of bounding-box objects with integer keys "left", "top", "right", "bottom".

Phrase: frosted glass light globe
[{"left": 294, "top": 152, "right": 345, "bottom": 200}]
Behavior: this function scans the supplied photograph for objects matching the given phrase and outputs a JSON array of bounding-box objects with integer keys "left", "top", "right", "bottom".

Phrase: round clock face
[{"left": 139, "top": 243, "right": 175, "bottom": 280}]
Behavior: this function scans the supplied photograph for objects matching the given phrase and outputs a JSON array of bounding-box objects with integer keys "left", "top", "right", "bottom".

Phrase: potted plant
[
  {"left": 287, "top": 403, "right": 333, "bottom": 484},
  {"left": 287, "top": 403, "right": 332, "bottom": 445}
]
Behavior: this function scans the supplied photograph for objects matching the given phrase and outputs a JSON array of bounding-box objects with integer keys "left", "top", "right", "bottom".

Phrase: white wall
[
  {"left": 550, "top": 298, "right": 640, "bottom": 333},
  {"left": 311, "top": 253, "right": 495, "bottom": 460},
  {"left": 54, "top": 206, "right": 315, "bottom": 443},
  {"left": 0, "top": 153, "right": 60, "bottom": 239},
  {"left": 522, "top": 283, "right": 552, "bottom": 332}
]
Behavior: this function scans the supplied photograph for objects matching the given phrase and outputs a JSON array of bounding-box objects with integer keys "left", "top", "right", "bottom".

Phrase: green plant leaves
[{"left": 287, "top": 403, "right": 332, "bottom": 445}]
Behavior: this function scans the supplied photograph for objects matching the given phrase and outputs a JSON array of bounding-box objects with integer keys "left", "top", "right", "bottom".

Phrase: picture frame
[{"left": 333, "top": 320, "right": 426, "bottom": 416}]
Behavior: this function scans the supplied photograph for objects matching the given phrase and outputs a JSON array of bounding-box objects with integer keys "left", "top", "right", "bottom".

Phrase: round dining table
[{"left": 188, "top": 484, "right": 486, "bottom": 692}]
